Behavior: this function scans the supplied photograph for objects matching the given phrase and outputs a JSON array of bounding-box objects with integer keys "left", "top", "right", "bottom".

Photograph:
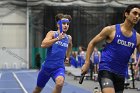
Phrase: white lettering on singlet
[
  {"left": 117, "top": 39, "right": 134, "bottom": 48},
  {"left": 55, "top": 41, "right": 68, "bottom": 47}
]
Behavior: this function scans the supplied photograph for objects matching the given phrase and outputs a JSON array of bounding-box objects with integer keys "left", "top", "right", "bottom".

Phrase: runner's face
[
  {"left": 126, "top": 8, "right": 140, "bottom": 24},
  {"left": 61, "top": 18, "right": 70, "bottom": 33}
]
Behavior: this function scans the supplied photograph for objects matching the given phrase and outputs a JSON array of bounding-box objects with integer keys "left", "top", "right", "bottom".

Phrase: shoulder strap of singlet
[
  {"left": 53, "top": 31, "right": 59, "bottom": 38},
  {"left": 132, "top": 29, "right": 137, "bottom": 44},
  {"left": 132, "top": 29, "right": 136, "bottom": 36},
  {"left": 67, "top": 35, "right": 71, "bottom": 43},
  {"left": 115, "top": 24, "right": 120, "bottom": 33}
]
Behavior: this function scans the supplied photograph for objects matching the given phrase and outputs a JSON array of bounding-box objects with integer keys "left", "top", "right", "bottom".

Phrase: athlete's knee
[
  {"left": 33, "top": 86, "right": 42, "bottom": 93},
  {"left": 102, "top": 87, "right": 115, "bottom": 93},
  {"left": 55, "top": 76, "right": 64, "bottom": 87}
]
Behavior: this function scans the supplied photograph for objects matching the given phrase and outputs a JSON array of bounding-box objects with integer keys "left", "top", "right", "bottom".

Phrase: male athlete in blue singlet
[
  {"left": 33, "top": 13, "right": 72, "bottom": 93},
  {"left": 81, "top": 5, "right": 140, "bottom": 93}
]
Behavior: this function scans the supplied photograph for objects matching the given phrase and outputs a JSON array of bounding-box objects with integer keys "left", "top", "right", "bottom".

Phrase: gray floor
[{"left": 65, "top": 73, "right": 140, "bottom": 93}]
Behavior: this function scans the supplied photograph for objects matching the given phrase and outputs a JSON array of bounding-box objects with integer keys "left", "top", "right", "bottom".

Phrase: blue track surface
[
  {"left": 0, "top": 70, "right": 23, "bottom": 93},
  {"left": 0, "top": 70, "right": 92, "bottom": 93}
]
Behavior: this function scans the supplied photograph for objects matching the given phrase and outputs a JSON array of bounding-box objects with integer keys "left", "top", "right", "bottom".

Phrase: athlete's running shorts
[
  {"left": 37, "top": 66, "right": 65, "bottom": 88},
  {"left": 98, "top": 70, "right": 125, "bottom": 93}
]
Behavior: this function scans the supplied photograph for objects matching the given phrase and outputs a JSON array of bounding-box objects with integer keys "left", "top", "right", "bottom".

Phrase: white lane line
[
  {"left": 0, "top": 73, "right": 1, "bottom": 79},
  {"left": 12, "top": 72, "right": 28, "bottom": 93}
]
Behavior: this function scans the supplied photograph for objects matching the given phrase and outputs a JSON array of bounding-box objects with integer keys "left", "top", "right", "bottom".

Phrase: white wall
[
  {"left": 0, "top": 25, "right": 26, "bottom": 48},
  {"left": 0, "top": 48, "right": 27, "bottom": 69},
  {"left": 0, "top": 7, "right": 27, "bottom": 69}
]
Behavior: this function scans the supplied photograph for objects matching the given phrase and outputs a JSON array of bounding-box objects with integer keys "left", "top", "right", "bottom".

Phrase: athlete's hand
[
  {"left": 81, "top": 62, "right": 90, "bottom": 75},
  {"left": 65, "top": 58, "right": 69, "bottom": 63},
  {"left": 57, "top": 32, "right": 65, "bottom": 40}
]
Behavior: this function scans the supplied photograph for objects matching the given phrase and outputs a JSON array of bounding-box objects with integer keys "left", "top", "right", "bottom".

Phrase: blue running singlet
[
  {"left": 37, "top": 31, "right": 69, "bottom": 88},
  {"left": 42, "top": 31, "right": 69, "bottom": 69},
  {"left": 99, "top": 24, "right": 137, "bottom": 77}
]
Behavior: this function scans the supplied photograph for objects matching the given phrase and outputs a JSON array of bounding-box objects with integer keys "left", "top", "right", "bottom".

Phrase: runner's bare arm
[{"left": 85, "top": 26, "right": 113, "bottom": 65}]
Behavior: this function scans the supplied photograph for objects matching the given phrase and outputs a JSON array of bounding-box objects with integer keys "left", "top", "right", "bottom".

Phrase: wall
[{"left": 0, "top": 7, "right": 27, "bottom": 69}]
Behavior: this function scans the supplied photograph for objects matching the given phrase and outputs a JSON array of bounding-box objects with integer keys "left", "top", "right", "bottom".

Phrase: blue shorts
[
  {"left": 37, "top": 66, "right": 65, "bottom": 88},
  {"left": 94, "top": 59, "right": 99, "bottom": 65}
]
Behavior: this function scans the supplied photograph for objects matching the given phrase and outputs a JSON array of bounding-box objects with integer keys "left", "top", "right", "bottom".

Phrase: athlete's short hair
[
  {"left": 55, "top": 13, "right": 72, "bottom": 23},
  {"left": 123, "top": 4, "right": 140, "bottom": 19}
]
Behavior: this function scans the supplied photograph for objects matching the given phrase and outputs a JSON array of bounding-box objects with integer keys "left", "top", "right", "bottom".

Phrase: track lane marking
[
  {"left": 12, "top": 72, "right": 28, "bottom": 93},
  {"left": 0, "top": 73, "right": 2, "bottom": 79}
]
